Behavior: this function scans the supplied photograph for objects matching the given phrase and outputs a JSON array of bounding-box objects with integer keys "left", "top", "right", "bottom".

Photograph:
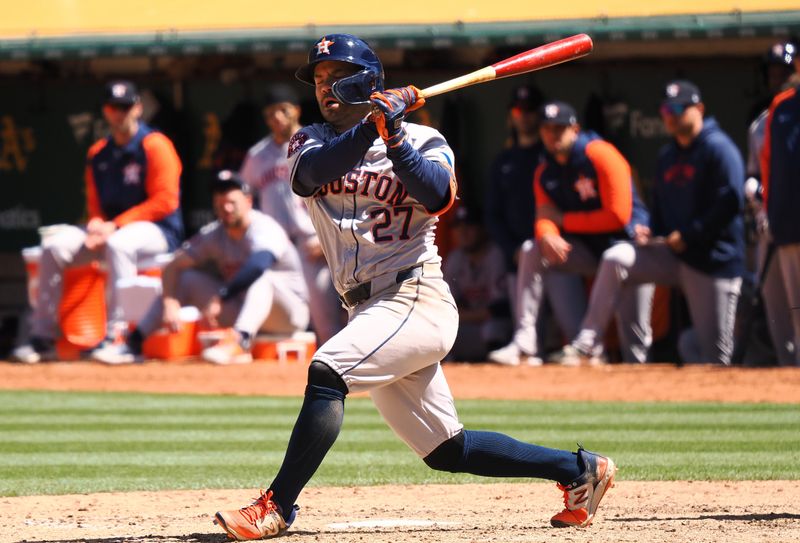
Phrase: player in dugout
[
  {"left": 13, "top": 80, "right": 183, "bottom": 363},
  {"left": 561, "top": 81, "right": 745, "bottom": 365},
  {"left": 490, "top": 100, "right": 654, "bottom": 366},
  {"left": 92, "top": 170, "right": 310, "bottom": 365}
]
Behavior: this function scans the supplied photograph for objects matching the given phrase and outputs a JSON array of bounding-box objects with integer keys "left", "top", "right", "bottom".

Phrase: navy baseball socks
[
  {"left": 425, "top": 432, "right": 616, "bottom": 527},
  {"left": 215, "top": 382, "right": 344, "bottom": 539},
  {"left": 268, "top": 383, "right": 346, "bottom": 517},
  {"left": 424, "top": 430, "right": 580, "bottom": 481}
]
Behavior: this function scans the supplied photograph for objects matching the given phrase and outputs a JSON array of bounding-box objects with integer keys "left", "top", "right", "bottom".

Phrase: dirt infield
[
  {"left": 2, "top": 361, "right": 800, "bottom": 542},
  {"left": 2, "top": 360, "right": 800, "bottom": 402}
]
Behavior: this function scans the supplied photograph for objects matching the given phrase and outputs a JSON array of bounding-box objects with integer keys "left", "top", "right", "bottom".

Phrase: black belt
[{"left": 339, "top": 265, "right": 423, "bottom": 308}]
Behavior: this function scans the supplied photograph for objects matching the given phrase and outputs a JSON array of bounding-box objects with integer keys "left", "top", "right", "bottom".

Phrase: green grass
[{"left": 0, "top": 390, "right": 798, "bottom": 496}]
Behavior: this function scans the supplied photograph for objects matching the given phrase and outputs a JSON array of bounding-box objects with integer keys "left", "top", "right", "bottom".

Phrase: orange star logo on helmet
[{"left": 316, "top": 37, "right": 335, "bottom": 55}]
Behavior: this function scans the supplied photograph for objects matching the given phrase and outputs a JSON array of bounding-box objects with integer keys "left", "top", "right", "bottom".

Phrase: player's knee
[
  {"left": 423, "top": 431, "right": 465, "bottom": 473},
  {"left": 602, "top": 242, "right": 635, "bottom": 267},
  {"left": 307, "top": 360, "right": 348, "bottom": 396}
]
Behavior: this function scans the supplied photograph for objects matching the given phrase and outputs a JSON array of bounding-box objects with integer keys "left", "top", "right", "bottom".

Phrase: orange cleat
[
  {"left": 214, "top": 490, "right": 298, "bottom": 540},
  {"left": 550, "top": 447, "right": 616, "bottom": 528}
]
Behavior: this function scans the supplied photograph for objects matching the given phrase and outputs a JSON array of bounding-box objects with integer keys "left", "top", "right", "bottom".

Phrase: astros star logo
[
  {"left": 574, "top": 175, "right": 597, "bottom": 201},
  {"left": 316, "top": 37, "right": 335, "bottom": 55}
]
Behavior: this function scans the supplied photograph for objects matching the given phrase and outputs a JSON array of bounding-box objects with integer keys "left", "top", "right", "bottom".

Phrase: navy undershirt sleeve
[
  {"left": 386, "top": 140, "right": 452, "bottom": 213},
  {"left": 293, "top": 122, "right": 379, "bottom": 197},
  {"left": 218, "top": 250, "right": 276, "bottom": 301}
]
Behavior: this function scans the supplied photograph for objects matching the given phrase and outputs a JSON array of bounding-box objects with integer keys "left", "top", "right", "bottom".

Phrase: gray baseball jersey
[
  {"left": 183, "top": 209, "right": 305, "bottom": 296},
  {"left": 135, "top": 210, "right": 310, "bottom": 337},
  {"left": 288, "top": 121, "right": 462, "bottom": 457},
  {"left": 241, "top": 134, "right": 345, "bottom": 344},
  {"left": 240, "top": 136, "right": 316, "bottom": 243},
  {"left": 288, "top": 121, "right": 454, "bottom": 294}
]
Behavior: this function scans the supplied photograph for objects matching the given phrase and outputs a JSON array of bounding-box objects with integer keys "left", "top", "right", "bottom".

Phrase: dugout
[{"left": 1, "top": 2, "right": 799, "bottom": 357}]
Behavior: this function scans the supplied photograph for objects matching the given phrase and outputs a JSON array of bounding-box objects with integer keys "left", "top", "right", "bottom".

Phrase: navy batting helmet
[{"left": 296, "top": 34, "right": 384, "bottom": 104}]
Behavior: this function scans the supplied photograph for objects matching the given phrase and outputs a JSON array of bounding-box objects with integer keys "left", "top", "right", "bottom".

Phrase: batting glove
[{"left": 369, "top": 86, "right": 425, "bottom": 148}]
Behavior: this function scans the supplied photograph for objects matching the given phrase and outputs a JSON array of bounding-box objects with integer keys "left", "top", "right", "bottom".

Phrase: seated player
[{"left": 92, "top": 171, "right": 309, "bottom": 364}]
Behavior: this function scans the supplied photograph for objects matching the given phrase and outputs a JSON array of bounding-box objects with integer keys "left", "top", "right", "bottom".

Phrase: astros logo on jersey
[
  {"left": 316, "top": 37, "right": 335, "bottom": 55},
  {"left": 288, "top": 132, "right": 309, "bottom": 158},
  {"left": 123, "top": 162, "right": 142, "bottom": 185},
  {"left": 573, "top": 175, "right": 598, "bottom": 201}
]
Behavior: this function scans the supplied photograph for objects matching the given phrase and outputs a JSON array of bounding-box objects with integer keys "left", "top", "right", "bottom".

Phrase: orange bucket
[{"left": 56, "top": 262, "right": 107, "bottom": 358}]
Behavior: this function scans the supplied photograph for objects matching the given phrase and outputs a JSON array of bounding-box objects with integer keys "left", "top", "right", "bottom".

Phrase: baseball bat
[{"left": 418, "top": 34, "right": 593, "bottom": 99}]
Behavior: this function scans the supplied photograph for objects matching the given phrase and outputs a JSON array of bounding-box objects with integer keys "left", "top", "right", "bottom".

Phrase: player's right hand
[
  {"left": 539, "top": 234, "right": 571, "bottom": 265},
  {"left": 369, "top": 90, "right": 408, "bottom": 148},
  {"left": 633, "top": 224, "right": 652, "bottom": 245},
  {"left": 163, "top": 297, "right": 183, "bottom": 333}
]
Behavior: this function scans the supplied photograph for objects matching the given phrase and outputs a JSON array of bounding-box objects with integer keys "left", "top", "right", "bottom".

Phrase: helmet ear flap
[{"left": 331, "top": 69, "right": 384, "bottom": 105}]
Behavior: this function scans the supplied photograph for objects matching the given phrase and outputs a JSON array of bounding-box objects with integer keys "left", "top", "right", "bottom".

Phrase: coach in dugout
[
  {"left": 13, "top": 80, "right": 183, "bottom": 363},
  {"left": 92, "top": 171, "right": 310, "bottom": 365},
  {"left": 489, "top": 100, "right": 653, "bottom": 366},
  {"left": 563, "top": 81, "right": 745, "bottom": 365}
]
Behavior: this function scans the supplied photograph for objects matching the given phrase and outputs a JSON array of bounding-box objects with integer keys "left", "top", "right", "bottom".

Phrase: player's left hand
[
  {"left": 370, "top": 87, "right": 423, "bottom": 148},
  {"left": 85, "top": 220, "right": 117, "bottom": 250}
]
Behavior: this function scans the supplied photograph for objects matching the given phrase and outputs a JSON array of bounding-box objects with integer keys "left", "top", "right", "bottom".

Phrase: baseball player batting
[{"left": 214, "top": 33, "right": 615, "bottom": 540}]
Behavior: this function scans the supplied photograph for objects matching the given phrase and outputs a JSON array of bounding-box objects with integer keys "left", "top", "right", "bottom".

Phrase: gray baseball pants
[
  {"left": 755, "top": 235, "right": 795, "bottom": 365},
  {"left": 31, "top": 222, "right": 169, "bottom": 340},
  {"left": 136, "top": 268, "right": 310, "bottom": 337},
  {"left": 512, "top": 237, "right": 654, "bottom": 362},
  {"left": 573, "top": 242, "right": 742, "bottom": 365}
]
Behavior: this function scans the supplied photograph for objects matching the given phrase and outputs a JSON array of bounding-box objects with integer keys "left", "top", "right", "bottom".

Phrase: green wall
[{"left": 0, "top": 56, "right": 765, "bottom": 253}]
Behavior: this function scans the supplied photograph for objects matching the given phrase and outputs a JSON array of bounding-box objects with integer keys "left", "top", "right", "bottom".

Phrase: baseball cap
[
  {"left": 103, "top": 80, "right": 140, "bottom": 106},
  {"left": 212, "top": 170, "right": 251, "bottom": 194},
  {"left": 662, "top": 80, "right": 702, "bottom": 107},
  {"left": 509, "top": 84, "right": 544, "bottom": 111},
  {"left": 538, "top": 100, "right": 578, "bottom": 126},
  {"left": 263, "top": 83, "right": 300, "bottom": 107}
]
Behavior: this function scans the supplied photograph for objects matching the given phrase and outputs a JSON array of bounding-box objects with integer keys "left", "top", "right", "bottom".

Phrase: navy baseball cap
[
  {"left": 765, "top": 41, "right": 797, "bottom": 66},
  {"left": 662, "top": 80, "right": 702, "bottom": 107},
  {"left": 509, "top": 84, "right": 544, "bottom": 111},
  {"left": 212, "top": 170, "right": 251, "bottom": 195},
  {"left": 539, "top": 100, "right": 578, "bottom": 126},
  {"left": 263, "top": 84, "right": 300, "bottom": 107},
  {"left": 103, "top": 80, "right": 140, "bottom": 106}
]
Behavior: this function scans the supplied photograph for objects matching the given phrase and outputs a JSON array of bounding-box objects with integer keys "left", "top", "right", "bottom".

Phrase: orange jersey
[
  {"left": 533, "top": 134, "right": 633, "bottom": 240},
  {"left": 85, "top": 124, "right": 183, "bottom": 248}
]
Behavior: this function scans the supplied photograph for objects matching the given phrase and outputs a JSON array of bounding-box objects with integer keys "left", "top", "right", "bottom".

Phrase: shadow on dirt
[
  {"left": 612, "top": 512, "right": 800, "bottom": 522},
  {"left": 16, "top": 528, "right": 466, "bottom": 543},
  {"left": 14, "top": 534, "right": 226, "bottom": 543}
]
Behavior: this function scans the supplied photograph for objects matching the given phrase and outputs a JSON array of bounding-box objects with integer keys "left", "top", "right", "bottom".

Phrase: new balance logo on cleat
[
  {"left": 214, "top": 490, "right": 298, "bottom": 540},
  {"left": 550, "top": 447, "right": 616, "bottom": 528}
]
